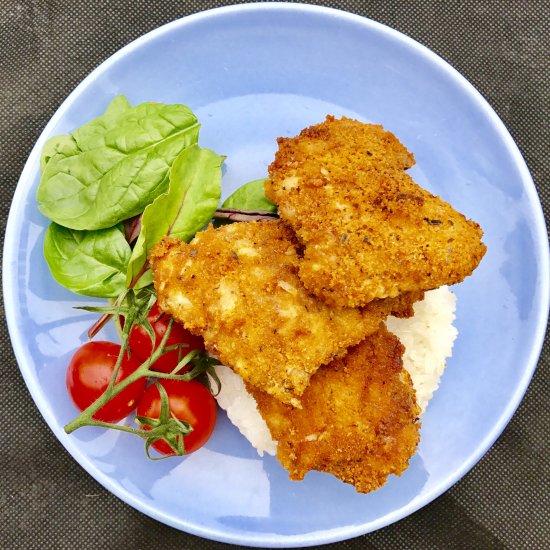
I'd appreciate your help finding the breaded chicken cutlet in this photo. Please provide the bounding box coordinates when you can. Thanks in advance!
[150,220,421,407]
[265,116,487,307]
[249,325,421,493]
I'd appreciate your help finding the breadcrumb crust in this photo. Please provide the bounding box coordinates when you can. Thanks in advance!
[266,116,486,307]
[251,326,421,493]
[150,220,419,406]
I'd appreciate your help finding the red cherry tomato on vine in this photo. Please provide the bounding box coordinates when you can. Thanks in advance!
[128,303,204,374]
[136,379,217,455]
[66,341,146,423]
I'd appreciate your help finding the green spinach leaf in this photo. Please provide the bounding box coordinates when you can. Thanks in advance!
[40,135,80,173]
[37,96,200,230]
[44,222,131,298]
[222,178,276,212]
[126,145,224,286]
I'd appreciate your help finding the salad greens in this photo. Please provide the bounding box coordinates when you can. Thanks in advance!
[40,134,80,173]
[39,95,132,174]
[222,178,276,212]
[37,96,200,230]
[44,223,131,298]
[127,145,224,287]
[40,94,277,302]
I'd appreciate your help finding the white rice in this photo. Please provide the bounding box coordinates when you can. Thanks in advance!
[212,286,457,456]
[212,363,278,456]
[386,286,458,412]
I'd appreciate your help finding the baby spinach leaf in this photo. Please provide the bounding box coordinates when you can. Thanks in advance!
[104,94,132,115]
[37,97,200,230]
[69,94,133,152]
[44,222,131,298]
[40,96,132,173]
[40,135,80,173]
[127,145,224,286]
[222,178,276,212]
[132,268,154,290]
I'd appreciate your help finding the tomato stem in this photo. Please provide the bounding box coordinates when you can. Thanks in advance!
[85,420,146,437]
[64,320,175,435]
[86,269,149,339]
[148,371,194,380]
[106,337,127,392]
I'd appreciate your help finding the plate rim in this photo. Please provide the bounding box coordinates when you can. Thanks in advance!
[4,2,549,547]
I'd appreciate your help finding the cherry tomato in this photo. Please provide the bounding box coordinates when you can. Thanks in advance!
[66,341,146,423]
[128,303,204,374]
[136,379,217,455]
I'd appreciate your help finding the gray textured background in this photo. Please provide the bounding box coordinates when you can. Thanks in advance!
[1,1,549,548]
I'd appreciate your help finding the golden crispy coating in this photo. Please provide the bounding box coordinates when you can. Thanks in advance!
[266,116,486,307]
[386,289,425,319]
[250,326,421,493]
[150,220,416,406]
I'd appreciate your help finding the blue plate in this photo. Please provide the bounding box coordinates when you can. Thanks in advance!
[4,4,549,547]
